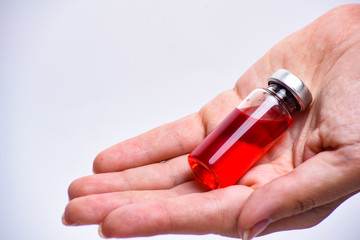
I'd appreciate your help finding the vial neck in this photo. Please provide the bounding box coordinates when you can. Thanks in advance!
[267,83,300,113]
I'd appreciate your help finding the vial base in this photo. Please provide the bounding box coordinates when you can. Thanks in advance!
[188,156,222,189]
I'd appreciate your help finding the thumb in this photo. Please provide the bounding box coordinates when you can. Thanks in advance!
[238,147,360,239]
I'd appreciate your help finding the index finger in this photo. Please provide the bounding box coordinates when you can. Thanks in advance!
[93,113,204,173]
[93,88,243,173]
[99,185,253,238]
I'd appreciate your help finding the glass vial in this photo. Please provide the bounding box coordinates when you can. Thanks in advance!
[188,69,313,189]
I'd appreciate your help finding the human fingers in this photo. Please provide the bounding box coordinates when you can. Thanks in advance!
[93,89,241,173]
[99,185,253,238]
[93,113,204,173]
[63,181,205,226]
[68,155,193,200]
[238,146,360,240]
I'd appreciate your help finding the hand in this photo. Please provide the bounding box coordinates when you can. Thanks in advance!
[63,4,360,239]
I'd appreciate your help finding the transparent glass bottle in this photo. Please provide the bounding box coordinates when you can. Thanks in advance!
[188,69,313,189]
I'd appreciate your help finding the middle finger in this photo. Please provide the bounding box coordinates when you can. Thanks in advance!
[68,155,194,200]
[64,181,207,226]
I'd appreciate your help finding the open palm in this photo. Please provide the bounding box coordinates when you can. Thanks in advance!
[63,5,360,239]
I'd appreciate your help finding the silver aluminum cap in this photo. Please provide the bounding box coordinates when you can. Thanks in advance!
[268,69,313,111]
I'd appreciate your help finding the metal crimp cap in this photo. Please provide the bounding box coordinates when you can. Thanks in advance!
[268,69,313,111]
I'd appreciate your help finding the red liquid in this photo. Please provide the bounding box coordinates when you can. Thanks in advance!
[188,107,292,189]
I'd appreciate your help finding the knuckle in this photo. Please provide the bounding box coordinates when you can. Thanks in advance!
[294,198,316,213]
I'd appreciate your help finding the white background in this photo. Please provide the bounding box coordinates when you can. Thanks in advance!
[1,1,360,240]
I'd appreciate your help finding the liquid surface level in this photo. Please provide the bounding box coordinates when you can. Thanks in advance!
[188,107,292,189]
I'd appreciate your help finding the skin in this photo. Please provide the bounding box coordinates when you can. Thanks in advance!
[63,4,360,239]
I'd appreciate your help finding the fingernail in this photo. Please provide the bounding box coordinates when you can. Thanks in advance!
[98,223,106,238]
[62,213,78,226]
[62,213,71,226]
[243,229,250,240]
[61,213,68,225]
[248,219,271,239]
